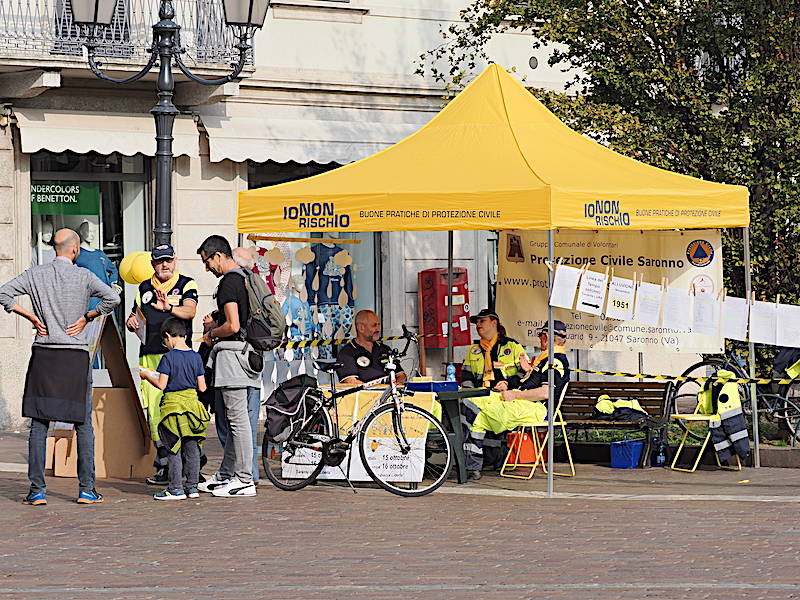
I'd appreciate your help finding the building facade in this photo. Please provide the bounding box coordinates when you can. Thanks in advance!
[0,0,574,427]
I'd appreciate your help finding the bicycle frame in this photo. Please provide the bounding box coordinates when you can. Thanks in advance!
[318,331,417,454]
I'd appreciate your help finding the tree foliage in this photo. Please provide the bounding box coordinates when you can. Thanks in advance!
[418,0,800,302]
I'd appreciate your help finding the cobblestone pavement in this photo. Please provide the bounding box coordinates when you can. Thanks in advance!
[1,431,799,599]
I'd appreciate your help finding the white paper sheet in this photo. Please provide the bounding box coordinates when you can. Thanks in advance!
[575,269,608,316]
[604,276,636,321]
[749,301,777,345]
[777,304,800,348]
[721,297,749,341]
[661,288,691,333]
[692,292,720,336]
[633,281,663,327]
[549,264,582,310]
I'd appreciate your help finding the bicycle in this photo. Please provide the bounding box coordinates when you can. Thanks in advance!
[667,343,800,445]
[261,325,454,497]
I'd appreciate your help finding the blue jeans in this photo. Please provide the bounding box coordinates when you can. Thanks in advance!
[215,386,261,482]
[28,368,94,493]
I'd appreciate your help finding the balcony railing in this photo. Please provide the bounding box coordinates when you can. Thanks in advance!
[0,0,242,67]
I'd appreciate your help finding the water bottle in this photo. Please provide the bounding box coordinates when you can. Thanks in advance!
[446,363,456,382]
[651,435,667,467]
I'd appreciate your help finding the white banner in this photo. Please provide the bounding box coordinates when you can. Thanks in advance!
[497,230,724,353]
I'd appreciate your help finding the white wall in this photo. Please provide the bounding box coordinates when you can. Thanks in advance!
[254,0,572,90]
[381,230,490,377]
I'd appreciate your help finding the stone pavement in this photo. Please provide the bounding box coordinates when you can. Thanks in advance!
[1,430,799,600]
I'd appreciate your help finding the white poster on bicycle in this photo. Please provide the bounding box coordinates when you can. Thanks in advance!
[497,229,723,353]
[282,390,436,482]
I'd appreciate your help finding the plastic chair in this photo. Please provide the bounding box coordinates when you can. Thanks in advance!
[500,383,575,479]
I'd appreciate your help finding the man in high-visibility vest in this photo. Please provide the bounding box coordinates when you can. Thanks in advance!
[461,309,529,390]
[460,321,570,481]
[126,245,198,485]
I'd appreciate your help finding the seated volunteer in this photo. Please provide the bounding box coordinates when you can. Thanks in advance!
[139,318,210,501]
[125,244,198,486]
[461,309,529,391]
[336,310,406,385]
[460,321,570,481]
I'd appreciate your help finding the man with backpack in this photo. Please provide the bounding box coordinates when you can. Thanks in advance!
[228,246,267,484]
[195,236,265,497]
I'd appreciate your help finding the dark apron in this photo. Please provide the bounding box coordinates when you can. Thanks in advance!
[23,346,89,424]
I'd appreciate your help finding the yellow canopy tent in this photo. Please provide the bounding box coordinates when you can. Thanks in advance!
[238,64,754,492]
[239,63,748,233]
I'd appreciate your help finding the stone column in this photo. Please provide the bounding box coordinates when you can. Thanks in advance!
[0,124,33,429]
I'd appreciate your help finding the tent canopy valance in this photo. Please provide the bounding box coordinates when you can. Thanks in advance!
[238,64,749,234]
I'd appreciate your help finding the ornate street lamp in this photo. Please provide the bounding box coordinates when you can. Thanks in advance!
[70,0,270,245]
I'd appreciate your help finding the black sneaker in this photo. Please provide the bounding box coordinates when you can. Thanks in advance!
[467,470,482,481]
[146,469,169,486]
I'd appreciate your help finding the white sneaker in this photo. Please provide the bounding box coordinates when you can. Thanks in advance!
[211,477,257,498]
[197,473,230,494]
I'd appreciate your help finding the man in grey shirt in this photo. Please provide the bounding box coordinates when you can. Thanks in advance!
[0,229,119,506]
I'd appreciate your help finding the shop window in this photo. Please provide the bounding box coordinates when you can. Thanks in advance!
[30,151,149,336]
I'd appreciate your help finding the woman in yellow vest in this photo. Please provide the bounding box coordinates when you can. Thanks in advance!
[461,309,529,391]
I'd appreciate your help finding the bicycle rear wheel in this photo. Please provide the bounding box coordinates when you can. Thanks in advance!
[773,396,800,447]
[262,409,334,491]
[358,403,452,498]
[668,358,752,441]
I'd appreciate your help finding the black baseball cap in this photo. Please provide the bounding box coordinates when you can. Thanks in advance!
[151,244,175,260]
[470,308,499,324]
[536,320,567,337]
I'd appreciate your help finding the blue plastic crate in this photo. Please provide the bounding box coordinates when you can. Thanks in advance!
[610,438,643,469]
[405,381,458,393]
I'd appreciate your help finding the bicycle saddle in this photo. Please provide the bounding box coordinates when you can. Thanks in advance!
[315,360,343,373]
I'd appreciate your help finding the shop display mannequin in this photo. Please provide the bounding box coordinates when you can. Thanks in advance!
[32,218,56,266]
[304,235,355,359]
[75,220,119,310]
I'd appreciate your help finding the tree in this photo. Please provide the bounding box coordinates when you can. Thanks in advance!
[418,0,800,303]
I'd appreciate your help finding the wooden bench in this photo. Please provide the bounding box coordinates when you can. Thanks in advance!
[561,381,671,467]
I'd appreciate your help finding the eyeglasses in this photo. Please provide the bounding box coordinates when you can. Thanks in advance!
[201,252,217,268]
[152,257,174,265]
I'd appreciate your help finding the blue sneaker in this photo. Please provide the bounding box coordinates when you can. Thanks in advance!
[23,491,47,506]
[154,488,187,501]
[185,487,200,499]
[76,489,104,504]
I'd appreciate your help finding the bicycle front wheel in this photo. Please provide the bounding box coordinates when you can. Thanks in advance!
[358,404,452,498]
[262,409,333,491]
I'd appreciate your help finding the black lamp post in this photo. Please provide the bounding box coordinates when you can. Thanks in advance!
[70,0,270,246]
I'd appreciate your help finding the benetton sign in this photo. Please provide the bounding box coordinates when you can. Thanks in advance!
[30,181,100,215]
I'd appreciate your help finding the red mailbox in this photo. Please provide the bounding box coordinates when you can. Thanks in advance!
[418,267,471,349]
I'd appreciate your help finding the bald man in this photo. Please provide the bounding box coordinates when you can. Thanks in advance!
[0,228,119,505]
[335,310,406,385]
[232,247,256,271]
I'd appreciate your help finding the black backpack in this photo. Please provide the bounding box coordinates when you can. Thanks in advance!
[235,268,287,352]
[264,374,322,443]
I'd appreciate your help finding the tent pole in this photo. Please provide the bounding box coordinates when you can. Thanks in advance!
[743,226,760,468]
[547,229,555,497]
[447,231,454,365]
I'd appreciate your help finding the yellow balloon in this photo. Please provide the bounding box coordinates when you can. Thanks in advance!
[119,251,154,285]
